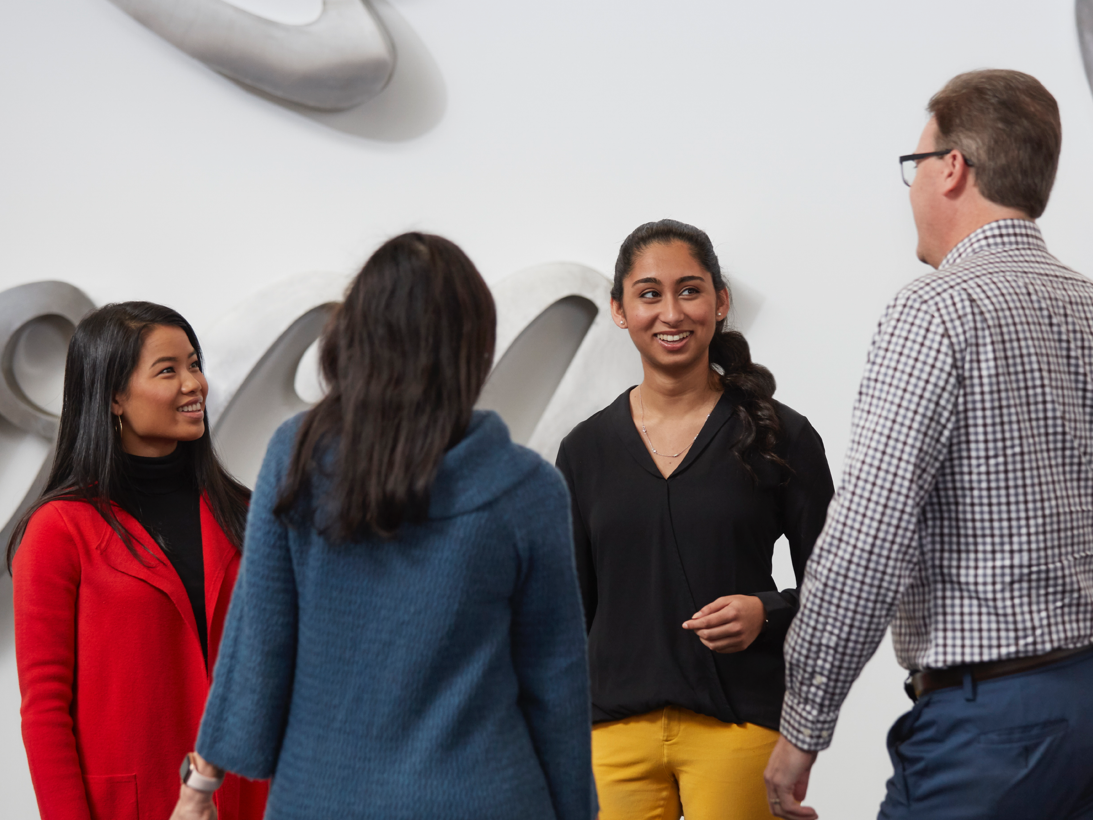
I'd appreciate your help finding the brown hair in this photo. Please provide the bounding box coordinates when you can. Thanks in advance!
[928,69,1061,219]
[275,233,496,541]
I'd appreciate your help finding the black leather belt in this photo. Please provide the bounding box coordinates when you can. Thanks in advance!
[904,645,1093,702]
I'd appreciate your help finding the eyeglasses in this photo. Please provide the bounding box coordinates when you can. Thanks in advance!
[899,149,974,187]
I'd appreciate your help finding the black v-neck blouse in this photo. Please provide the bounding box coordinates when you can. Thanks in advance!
[556,388,834,730]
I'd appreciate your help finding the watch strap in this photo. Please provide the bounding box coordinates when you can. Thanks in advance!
[180,753,224,793]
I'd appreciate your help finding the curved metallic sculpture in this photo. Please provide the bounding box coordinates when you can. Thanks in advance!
[0,281,95,549]
[0,282,95,439]
[106,0,396,110]
[1080,0,1093,96]
[479,263,642,455]
[200,265,640,486]
[0,267,756,533]
[202,272,347,486]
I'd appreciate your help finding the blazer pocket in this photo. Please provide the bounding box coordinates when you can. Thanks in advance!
[84,773,139,820]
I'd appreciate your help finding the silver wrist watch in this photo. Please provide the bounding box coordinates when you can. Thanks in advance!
[179,753,225,793]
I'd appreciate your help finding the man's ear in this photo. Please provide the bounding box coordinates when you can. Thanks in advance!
[940,149,973,197]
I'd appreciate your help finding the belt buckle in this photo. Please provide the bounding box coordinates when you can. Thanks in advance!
[904,674,918,703]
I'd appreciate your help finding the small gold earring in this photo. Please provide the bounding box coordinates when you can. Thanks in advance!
[115,414,124,437]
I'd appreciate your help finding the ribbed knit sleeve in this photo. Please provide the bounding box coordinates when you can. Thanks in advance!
[505,463,597,820]
[197,420,299,778]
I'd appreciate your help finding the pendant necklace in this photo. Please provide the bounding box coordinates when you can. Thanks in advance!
[638,385,710,459]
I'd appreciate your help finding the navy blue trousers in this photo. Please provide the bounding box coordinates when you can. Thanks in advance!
[878,647,1093,820]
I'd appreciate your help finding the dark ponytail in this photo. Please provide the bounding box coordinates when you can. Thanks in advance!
[614,219,787,477]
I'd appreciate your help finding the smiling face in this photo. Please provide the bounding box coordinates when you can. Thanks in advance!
[610,240,729,375]
[111,325,208,457]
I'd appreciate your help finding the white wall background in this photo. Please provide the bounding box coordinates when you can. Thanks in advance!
[2,0,1093,816]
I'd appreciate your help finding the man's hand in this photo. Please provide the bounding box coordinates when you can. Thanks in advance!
[764,735,819,819]
[681,594,765,653]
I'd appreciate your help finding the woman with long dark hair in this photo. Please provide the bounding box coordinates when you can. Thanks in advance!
[170,233,594,820]
[555,220,834,820]
[9,302,267,820]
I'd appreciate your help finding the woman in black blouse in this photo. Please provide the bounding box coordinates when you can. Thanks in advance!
[556,220,833,820]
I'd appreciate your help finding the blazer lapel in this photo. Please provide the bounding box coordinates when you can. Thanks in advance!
[93,506,202,645]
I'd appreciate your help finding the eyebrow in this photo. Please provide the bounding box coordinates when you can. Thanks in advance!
[631,275,707,287]
[148,350,198,369]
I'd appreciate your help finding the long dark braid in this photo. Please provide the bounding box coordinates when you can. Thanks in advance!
[613,219,788,478]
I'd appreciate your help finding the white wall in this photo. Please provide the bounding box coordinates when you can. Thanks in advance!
[3,0,1093,816]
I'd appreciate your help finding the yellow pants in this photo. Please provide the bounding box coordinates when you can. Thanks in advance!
[592,707,778,820]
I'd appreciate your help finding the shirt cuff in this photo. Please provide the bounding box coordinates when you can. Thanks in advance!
[779,690,839,752]
[753,590,793,633]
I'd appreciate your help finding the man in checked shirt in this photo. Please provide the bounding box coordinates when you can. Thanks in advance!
[763,70,1093,820]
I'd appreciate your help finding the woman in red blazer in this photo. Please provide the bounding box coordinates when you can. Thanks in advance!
[9,302,267,820]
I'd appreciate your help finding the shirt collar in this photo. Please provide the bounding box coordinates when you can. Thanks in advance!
[609,386,735,480]
[939,219,1046,270]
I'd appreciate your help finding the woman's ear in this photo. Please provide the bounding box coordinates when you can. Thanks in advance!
[111,395,125,416]
[610,298,627,329]
[716,288,730,320]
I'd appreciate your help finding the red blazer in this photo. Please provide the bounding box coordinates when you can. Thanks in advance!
[13,498,268,820]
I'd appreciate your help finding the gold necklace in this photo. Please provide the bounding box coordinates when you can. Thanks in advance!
[638,385,710,459]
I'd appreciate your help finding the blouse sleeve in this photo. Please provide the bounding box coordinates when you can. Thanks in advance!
[196,423,298,779]
[13,504,93,820]
[555,440,596,632]
[754,418,835,637]
[507,464,597,820]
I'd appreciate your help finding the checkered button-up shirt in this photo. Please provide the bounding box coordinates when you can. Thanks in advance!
[781,220,1093,751]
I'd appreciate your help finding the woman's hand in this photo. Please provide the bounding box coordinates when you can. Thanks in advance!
[682,594,765,653]
[169,784,217,820]
[170,752,221,820]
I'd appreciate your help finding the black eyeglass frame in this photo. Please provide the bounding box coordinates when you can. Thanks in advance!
[899,149,974,187]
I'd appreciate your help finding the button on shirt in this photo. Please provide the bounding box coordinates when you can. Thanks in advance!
[781,220,1093,751]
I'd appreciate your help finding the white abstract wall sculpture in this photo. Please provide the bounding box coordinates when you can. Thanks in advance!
[1079,0,1093,96]
[0,282,96,547]
[105,0,396,110]
[478,262,642,454]
[202,272,348,487]
[0,266,641,538]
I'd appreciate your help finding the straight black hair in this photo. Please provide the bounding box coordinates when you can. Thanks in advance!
[274,232,496,541]
[613,219,787,477]
[6,302,251,573]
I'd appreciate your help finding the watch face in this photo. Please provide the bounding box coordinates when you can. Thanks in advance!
[180,755,193,782]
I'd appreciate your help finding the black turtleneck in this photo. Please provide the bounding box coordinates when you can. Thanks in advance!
[118,446,207,663]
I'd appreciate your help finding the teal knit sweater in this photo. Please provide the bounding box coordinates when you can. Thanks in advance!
[197,411,595,819]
